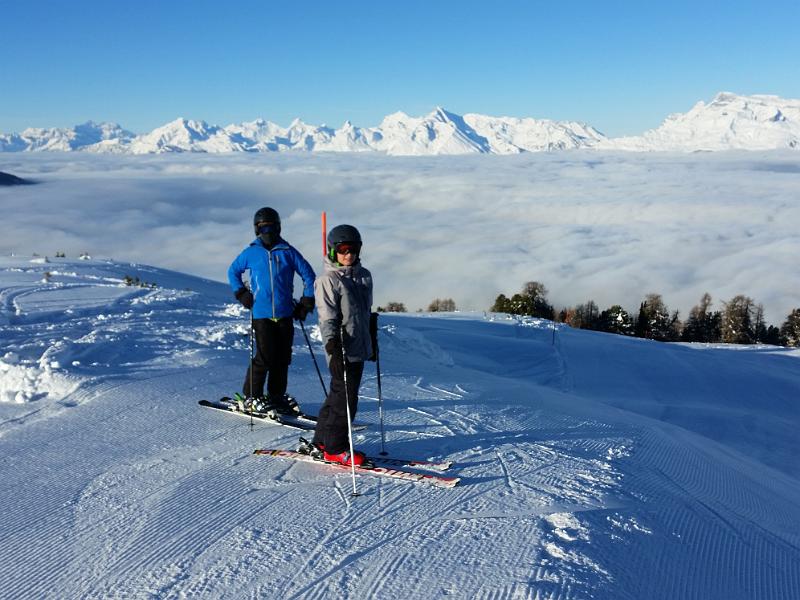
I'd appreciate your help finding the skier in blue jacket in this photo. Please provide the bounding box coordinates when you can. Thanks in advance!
[228,207,316,414]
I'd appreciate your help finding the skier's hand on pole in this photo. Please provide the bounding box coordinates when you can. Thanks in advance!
[235,287,254,309]
[325,337,344,377]
[292,296,315,321]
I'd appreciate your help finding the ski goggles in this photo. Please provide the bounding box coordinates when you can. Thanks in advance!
[256,222,279,234]
[334,242,361,255]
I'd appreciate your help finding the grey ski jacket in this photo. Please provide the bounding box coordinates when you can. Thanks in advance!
[315,256,373,362]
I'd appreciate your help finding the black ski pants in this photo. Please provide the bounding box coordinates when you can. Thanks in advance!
[242,317,294,399]
[313,359,364,455]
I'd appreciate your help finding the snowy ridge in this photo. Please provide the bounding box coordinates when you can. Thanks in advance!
[0,121,135,153]
[3,93,800,154]
[599,92,800,151]
[1,255,799,599]
[0,107,603,155]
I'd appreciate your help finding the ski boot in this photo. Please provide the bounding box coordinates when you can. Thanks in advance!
[233,392,251,412]
[297,437,324,460]
[270,393,301,416]
[323,449,372,468]
[233,393,278,417]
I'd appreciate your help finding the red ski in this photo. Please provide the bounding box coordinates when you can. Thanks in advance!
[253,449,460,489]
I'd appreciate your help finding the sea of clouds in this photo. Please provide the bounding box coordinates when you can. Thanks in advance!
[2,151,798,323]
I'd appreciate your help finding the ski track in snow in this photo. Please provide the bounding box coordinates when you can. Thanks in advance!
[1,257,799,599]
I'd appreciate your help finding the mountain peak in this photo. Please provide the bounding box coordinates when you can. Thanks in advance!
[428,106,457,123]
[4,93,799,155]
[711,91,740,104]
[600,92,800,151]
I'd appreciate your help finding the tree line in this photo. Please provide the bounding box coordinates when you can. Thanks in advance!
[377,298,457,313]
[491,282,800,347]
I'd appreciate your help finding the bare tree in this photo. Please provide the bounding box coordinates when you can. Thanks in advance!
[682,292,721,342]
[428,298,456,312]
[721,295,755,344]
[379,302,407,313]
[780,308,800,347]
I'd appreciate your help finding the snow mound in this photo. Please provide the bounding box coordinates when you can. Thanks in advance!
[0,351,80,404]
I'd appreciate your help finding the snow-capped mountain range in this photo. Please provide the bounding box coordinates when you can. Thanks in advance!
[599,92,800,151]
[2,93,799,154]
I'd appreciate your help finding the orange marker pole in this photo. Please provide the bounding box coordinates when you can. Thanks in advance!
[321,211,327,257]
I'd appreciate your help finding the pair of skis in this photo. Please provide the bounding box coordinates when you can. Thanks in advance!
[253,449,459,489]
[200,398,459,488]
[199,398,318,430]
[199,398,367,432]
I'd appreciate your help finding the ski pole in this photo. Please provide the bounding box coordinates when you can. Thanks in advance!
[374,314,387,455]
[322,211,327,257]
[340,326,359,497]
[376,347,387,456]
[249,300,255,429]
[300,318,328,398]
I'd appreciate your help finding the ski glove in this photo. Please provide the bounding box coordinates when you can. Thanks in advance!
[325,337,342,357]
[292,296,315,321]
[368,312,379,361]
[235,287,254,310]
[325,337,344,377]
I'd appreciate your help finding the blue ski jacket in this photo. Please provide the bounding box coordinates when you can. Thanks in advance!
[228,238,316,319]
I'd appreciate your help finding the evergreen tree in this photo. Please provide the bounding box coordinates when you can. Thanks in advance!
[491,294,510,313]
[763,325,783,346]
[633,293,675,341]
[490,281,553,319]
[508,293,528,315]
[598,305,634,335]
[634,302,649,338]
[780,308,800,347]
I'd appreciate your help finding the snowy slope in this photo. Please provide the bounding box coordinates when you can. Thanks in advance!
[127,118,252,154]
[376,107,493,155]
[464,113,606,153]
[1,256,799,599]
[600,92,800,151]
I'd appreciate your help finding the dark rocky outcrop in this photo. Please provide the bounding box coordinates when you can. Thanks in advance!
[0,171,34,186]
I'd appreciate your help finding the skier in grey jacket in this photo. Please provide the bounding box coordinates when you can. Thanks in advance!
[309,224,377,467]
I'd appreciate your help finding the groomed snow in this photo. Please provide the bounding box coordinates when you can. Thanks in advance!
[1,256,798,599]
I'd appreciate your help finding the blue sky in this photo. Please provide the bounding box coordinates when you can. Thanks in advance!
[2,0,799,136]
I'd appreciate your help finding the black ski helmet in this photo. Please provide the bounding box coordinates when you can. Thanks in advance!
[327,224,362,260]
[253,207,281,235]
